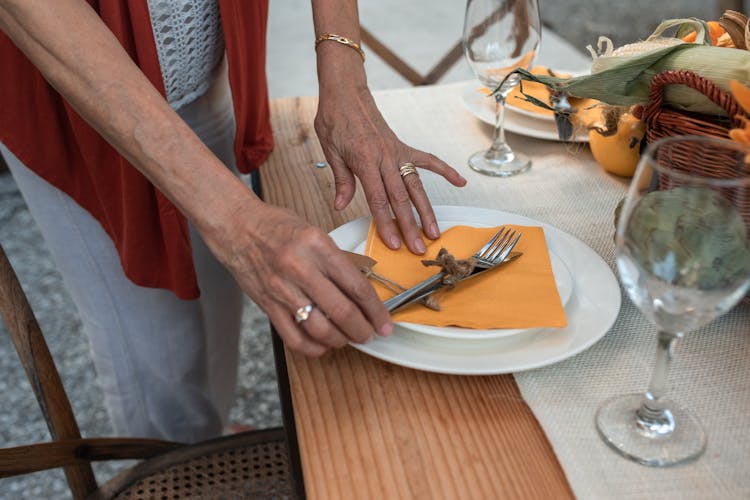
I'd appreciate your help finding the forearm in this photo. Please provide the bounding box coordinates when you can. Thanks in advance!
[311,0,367,92]
[0,0,261,237]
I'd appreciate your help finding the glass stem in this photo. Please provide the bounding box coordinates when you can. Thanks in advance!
[636,330,682,436]
[490,93,508,152]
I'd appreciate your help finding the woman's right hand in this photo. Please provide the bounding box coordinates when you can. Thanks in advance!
[201,200,393,357]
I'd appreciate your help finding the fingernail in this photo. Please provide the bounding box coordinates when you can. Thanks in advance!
[380,322,393,337]
[428,222,440,239]
[389,235,401,249]
[414,238,427,254]
[334,195,344,209]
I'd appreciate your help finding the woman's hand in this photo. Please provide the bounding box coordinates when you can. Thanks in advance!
[202,200,393,357]
[310,0,466,255]
[315,85,467,255]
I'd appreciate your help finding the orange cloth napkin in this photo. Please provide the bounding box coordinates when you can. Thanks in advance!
[366,223,567,330]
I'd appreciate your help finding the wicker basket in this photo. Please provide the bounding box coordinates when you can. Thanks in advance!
[638,70,750,228]
[642,69,743,145]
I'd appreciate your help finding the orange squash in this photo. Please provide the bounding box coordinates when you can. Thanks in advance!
[589,113,646,178]
[681,21,726,45]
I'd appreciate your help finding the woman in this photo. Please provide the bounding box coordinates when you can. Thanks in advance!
[0,0,465,442]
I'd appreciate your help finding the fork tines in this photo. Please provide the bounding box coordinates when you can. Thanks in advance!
[476,227,521,265]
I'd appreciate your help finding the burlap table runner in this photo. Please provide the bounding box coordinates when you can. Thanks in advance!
[373,82,749,499]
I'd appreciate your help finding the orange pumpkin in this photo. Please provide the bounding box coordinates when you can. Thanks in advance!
[589,113,646,178]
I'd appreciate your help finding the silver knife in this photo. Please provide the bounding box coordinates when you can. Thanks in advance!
[384,251,522,313]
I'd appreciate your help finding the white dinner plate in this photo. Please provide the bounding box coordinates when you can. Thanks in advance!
[330,206,621,375]
[460,82,590,143]
[352,238,574,340]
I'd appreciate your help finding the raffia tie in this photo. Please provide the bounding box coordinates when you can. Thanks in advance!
[421,248,476,288]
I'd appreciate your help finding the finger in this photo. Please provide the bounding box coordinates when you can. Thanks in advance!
[360,167,403,251]
[297,243,392,340]
[259,269,348,349]
[296,258,388,347]
[301,280,377,344]
[295,301,352,348]
[272,230,389,343]
[413,150,467,187]
[384,162,425,254]
[320,249,393,338]
[398,163,439,240]
[327,154,357,210]
[266,302,328,357]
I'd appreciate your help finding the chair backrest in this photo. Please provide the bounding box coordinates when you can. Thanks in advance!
[0,243,98,495]
[359,25,463,86]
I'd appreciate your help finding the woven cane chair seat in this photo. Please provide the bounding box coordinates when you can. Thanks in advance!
[98,428,294,500]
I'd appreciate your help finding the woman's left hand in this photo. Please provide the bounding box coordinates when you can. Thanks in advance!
[315,85,467,255]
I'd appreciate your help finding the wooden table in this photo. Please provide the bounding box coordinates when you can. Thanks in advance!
[261,96,574,499]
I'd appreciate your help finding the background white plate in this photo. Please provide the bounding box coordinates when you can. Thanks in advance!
[461,82,590,143]
[330,206,621,375]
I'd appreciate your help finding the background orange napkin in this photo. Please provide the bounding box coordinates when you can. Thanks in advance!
[366,223,567,329]
[479,66,601,127]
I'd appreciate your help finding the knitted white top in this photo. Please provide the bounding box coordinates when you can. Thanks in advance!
[146,0,225,109]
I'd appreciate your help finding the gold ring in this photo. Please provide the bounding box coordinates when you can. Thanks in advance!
[399,162,418,178]
[294,303,314,323]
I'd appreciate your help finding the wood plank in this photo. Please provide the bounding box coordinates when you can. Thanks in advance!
[261,95,573,499]
[0,438,180,477]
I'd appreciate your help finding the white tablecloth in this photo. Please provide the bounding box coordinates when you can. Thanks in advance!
[372,81,750,499]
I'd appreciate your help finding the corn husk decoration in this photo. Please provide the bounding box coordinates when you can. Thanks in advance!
[719,10,749,49]
[506,17,750,121]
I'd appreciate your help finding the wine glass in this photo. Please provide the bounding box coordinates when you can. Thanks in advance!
[462,0,541,177]
[597,135,750,466]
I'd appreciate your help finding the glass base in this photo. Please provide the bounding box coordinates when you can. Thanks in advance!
[468,149,530,177]
[596,393,706,467]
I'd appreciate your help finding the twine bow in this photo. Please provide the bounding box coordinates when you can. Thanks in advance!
[421,248,477,288]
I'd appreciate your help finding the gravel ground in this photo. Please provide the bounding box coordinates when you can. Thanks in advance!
[0,0,735,497]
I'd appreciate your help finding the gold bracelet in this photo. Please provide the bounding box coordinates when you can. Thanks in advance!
[314,33,365,62]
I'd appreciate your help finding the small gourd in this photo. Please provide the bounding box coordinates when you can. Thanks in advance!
[589,107,646,177]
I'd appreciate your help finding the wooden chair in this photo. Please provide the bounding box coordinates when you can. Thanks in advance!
[0,243,302,499]
[359,25,464,86]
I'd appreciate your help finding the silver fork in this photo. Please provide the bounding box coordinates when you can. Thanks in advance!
[383,227,522,312]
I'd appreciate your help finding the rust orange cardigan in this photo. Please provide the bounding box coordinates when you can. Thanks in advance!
[0,0,273,299]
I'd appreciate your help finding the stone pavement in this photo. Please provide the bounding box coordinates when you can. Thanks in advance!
[0,0,732,497]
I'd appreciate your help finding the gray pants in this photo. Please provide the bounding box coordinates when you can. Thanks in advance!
[1,59,248,443]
